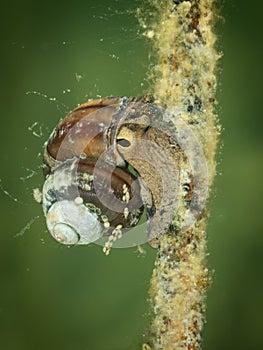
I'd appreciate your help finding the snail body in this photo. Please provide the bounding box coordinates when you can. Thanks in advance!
[107,99,182,242]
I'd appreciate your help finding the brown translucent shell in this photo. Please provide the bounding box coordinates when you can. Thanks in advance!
[76,159,143,229]
[45,97,122,167]
[44,97,144,231]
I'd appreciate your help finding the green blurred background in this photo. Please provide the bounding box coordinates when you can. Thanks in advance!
[0,1,262,349]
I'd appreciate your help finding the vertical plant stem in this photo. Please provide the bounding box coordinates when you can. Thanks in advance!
[138,1,220,349]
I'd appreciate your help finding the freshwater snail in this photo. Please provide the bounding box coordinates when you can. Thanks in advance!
[42,97,148,251]
[39,96,207,252]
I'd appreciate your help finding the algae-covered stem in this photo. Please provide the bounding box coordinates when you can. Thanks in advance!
[137,1,220,349]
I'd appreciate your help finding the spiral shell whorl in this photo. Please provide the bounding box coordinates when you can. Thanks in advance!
[46,200,103,245]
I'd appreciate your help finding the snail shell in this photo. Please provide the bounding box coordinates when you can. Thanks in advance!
[42,97,145,246]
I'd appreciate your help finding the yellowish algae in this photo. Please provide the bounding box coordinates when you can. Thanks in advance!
[138,1,220,349]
